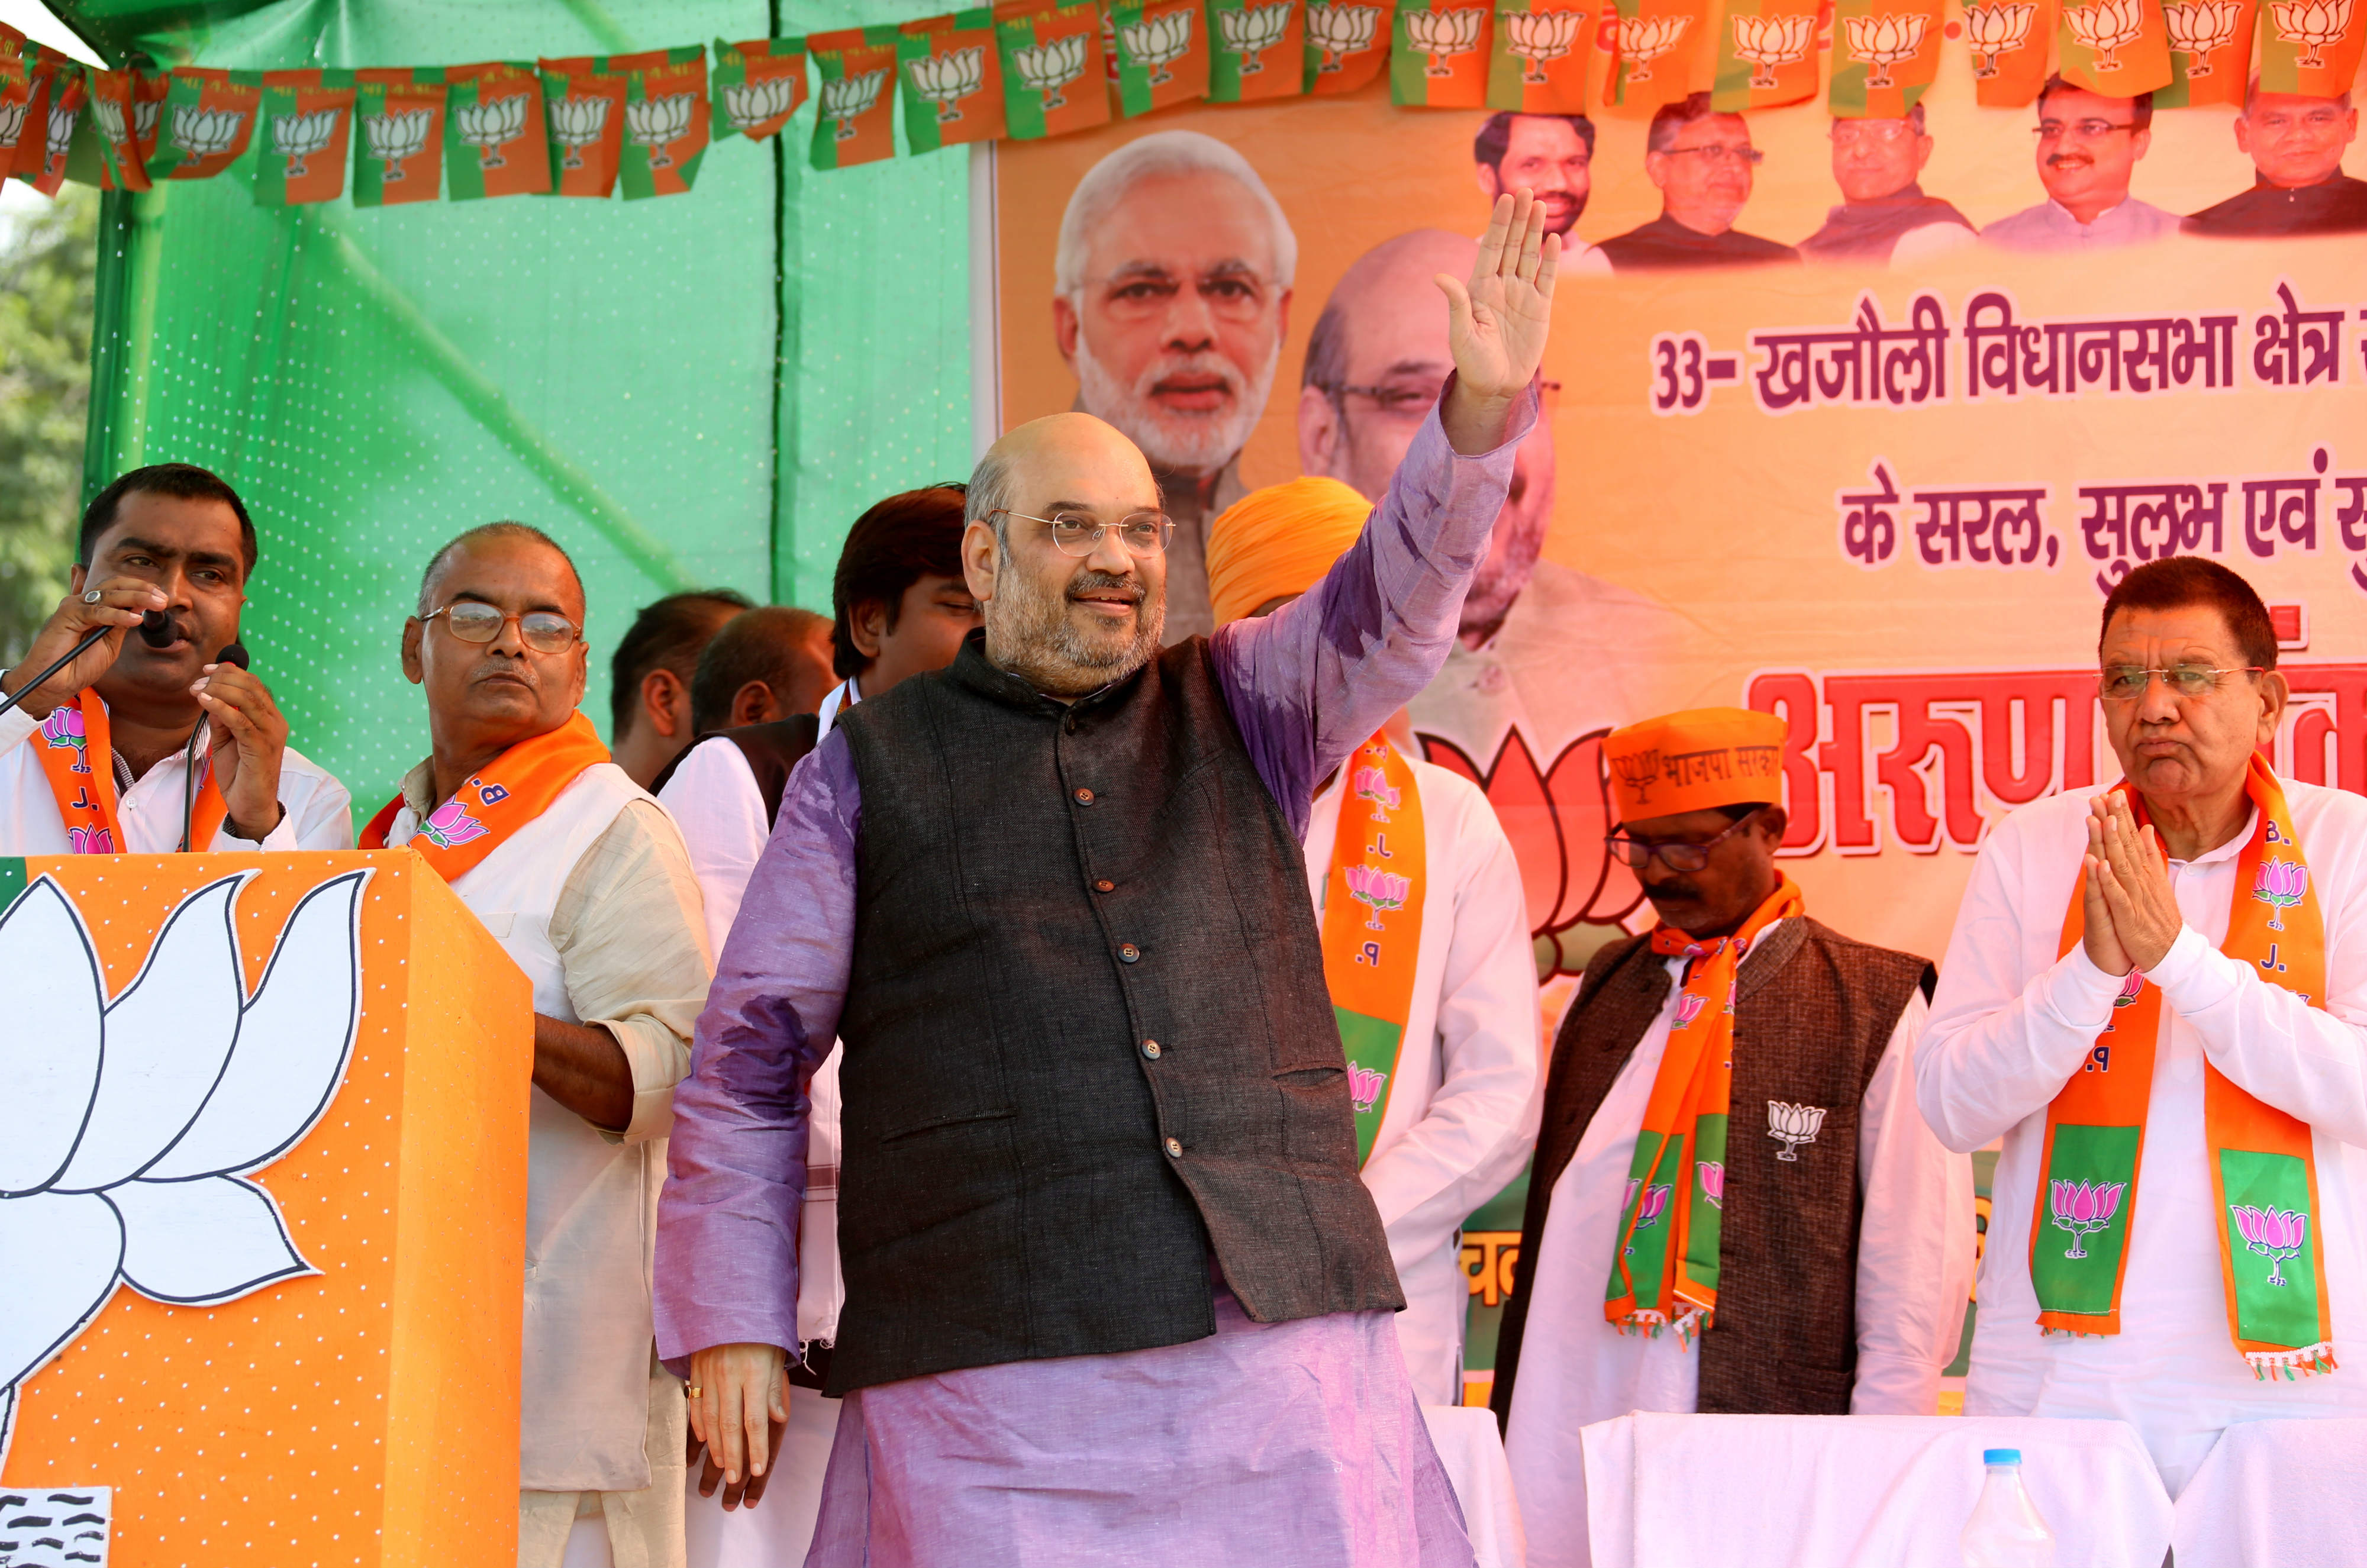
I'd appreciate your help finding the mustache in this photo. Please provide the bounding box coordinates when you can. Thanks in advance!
[1140,350,1247,402]
[1068,570,1144,604]
[1644,879,1704,904]
[2045,153,2093,167]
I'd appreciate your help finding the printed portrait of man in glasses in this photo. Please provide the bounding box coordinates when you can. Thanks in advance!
[1598,93,1800,272]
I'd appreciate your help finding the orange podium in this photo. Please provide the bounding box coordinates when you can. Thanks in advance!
[0,850,533,1567]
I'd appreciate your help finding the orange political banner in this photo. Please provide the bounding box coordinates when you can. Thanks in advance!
[808,25,901,169]
[1607,0,1712,112]
[87,68,152,191]
[1489,0,1595,111]
[1306,0,1397,91]
[995,0,1111,139]
[2057,0,2175,95]
[540,54,631,197]
[1829,0,1945,115]
[1394,0,1494,104]
[1965,0,2055,105]
[0,851,532,1567]
[444,61,550,199]
[2155,0,2254,107]
[253,70,357,206]
[1714,0,1824,111]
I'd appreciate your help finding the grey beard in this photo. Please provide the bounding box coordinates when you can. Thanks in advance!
[1070,325,1279,477]
[986,554,1166,697]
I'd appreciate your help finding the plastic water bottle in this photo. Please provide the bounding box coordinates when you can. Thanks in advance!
[1960,1448,2057,1567]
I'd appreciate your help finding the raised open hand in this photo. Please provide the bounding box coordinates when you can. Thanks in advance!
[1436,188,1561,453]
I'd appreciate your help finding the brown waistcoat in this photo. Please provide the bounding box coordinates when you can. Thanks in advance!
[1491,917,1933,1424]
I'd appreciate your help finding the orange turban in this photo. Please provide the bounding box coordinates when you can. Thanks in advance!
[1205,477,1373,627]
[1604,707,1788,824]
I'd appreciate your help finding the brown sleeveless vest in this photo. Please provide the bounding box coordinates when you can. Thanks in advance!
[1491,917,1933,1422]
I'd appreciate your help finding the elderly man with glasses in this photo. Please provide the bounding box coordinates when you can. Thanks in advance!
[2186,83,2367,238]
[1798,105,1977,266]
[655,194,1558,1568]
[1918,556,2367,1494]
[1599,92,1800,271]
[1494,705,1973,1568]
[365,521,715,1568]
[1982,75,2175,253]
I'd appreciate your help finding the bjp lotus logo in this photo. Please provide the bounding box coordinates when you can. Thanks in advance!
[1699,1161,1726,1209]
[1346,863,1411,931]
[1404,5,1488,74]
[2063,0,2147,69]
[2113,968,2146,1006]
[724,74,801,133]
[1620,14,1694,79]
[548,92,612,169]
[172,104,249,162]
[2049,1177,2126,1259]
[2270,0,2353,68]
[625,93,696,166]
[452,92,529,167]
[1307,2,1382,68]
[41,705,91,773]
[363,107,434,176]
[0,99,27,154]
[1842,10,1929,86]
[1623,1181,1673,1253]
[820,69,888,138]
[2255,860,2308,931]
[417,796,489,850]
[1963,1,2038,74]
[1012,34,1091,109]
[1766,1100,1826,1161]
[1219,2,1295,70]
[2162,0,2244,66]
[1731,11,1816,89]
[907,46,989,120]
[1673,992,1708,1030]
[1503,8,1587,80]
[1121,8,1198,82]
[66,825,115,854]
[269,107,340,177]
[1352,764,1401,820]
[0,869,366,1472]
[2231,1204,2308,1286]
[1347,1062,1388,1114]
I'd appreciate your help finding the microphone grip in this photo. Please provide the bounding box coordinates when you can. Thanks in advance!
[215,641,250,670]
[0,621,114,721]
[137,609,173,649]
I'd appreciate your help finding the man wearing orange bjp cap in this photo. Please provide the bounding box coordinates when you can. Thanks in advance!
[1207,479,1543,1408]
[1487,706,1973,1565]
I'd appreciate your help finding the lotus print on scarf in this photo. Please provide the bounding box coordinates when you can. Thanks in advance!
[1220,3,1297,70]
[1843,11,1930,86]
[1347,1063,1388,1114]
[2231,1204,2308,1286]
[1963,1,2039,73]
[1346,863,1411,930]
[1307,2,1384,67]
[417,795,489,850]
[2049,1177,2126,1259]
[1352,764,1401,820]
[1406,6,1489,73]
[1623,1181,1674,1253]
[1673,991,1708,1030]
[1699,1160,1726,1209]
[1733,11,1818,88]
[2162,0,2245,65]
[40,705,90,772]
[908,46,990,120]
[2064,0,2149,69]
[1504,9,1588,80]
[2114,967,2146,1007]
[0,869,368,1473]
[2270,0,2353,67]
[2255,859,2308,931]
[1766,1099,1827,1160]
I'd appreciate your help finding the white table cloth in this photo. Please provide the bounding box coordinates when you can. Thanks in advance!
[1576,1413,2171,1568]
[1423,1404,1528,1568]
[2172,1416,2367,1567]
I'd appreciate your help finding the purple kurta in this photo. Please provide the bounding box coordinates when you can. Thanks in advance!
[656,392,1529,1567]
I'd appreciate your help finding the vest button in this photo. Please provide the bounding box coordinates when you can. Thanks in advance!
[1141,1039,1161,1059]
[1164,1136,1182,1157]
[1073,786,1095,805]
[1117,942,1140,963]
[1094,879,1115,893]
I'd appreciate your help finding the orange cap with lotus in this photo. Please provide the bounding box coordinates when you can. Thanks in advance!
[1604,706,1787,823]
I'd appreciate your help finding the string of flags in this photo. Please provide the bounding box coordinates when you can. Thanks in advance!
[1,0,2359,202]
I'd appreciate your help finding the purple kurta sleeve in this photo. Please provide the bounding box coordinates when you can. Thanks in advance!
[1210,378,1534,841]
[654,732,861,1372]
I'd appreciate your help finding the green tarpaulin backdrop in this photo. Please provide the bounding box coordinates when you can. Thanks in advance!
[60,0,972,821]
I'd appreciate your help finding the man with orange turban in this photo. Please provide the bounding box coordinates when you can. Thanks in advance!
[1207,478,1543,1408]
[1486,707,1973,1567]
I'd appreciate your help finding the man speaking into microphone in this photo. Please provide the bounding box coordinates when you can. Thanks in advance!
[0,463,352,853]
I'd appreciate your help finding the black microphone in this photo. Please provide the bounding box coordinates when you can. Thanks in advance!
[215,641,249,670]
[137,609,174,649]
[0,608,172,721]
[180,638,254,852]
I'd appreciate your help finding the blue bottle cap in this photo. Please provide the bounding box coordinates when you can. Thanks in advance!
[1983,1448,2021,1465]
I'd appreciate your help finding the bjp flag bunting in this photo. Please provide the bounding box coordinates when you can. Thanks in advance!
[2055,0,2173,95]
[1963,0,2055,103]
[2256,0,2366,95]
[141,68,262,182]
[1712,0,1822,109]
[900,9,1005,154]
[1305,0,1396,91]
[617,46,709,197]
[15,52,83,195]
[351,68,447,206]
[810,25,901,170]
[443,62,549,199]
[995,1,1110,139]
[1488,0,1594,112]
[711,37,808,143]
[539,54,631,197]
[1208,0,1306,103]
[1394,0,1492,104]
[2152,0,2253,107]
[1608,0,1711,112]
[88,68,152,191]
[1828,0,1945,115]
[252,70,357,206]
[0,41,30,176]
[1110,0,1212,116]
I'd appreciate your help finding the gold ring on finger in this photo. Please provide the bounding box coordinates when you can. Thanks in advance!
[686,1385,702,1397]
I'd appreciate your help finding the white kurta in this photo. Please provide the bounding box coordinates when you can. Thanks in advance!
[1507,923,1976,1568]
[1918,779,2367,1496]
[1304,754,1543,1407]
[0,701,353,852]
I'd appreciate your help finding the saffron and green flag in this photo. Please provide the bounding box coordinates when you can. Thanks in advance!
[899,9,1005,155]
[809,25,901,171]
[1393,0,1492,104]
[1828,0,1945,117]
[1111,0,1212,115]
[1488,0,1595,112]
[253,69,357,207]
[711,38,808,143]
[1208,0,1305,102]
[351,69,446,207]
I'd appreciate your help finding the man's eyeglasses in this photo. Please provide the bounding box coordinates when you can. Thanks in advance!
[1604,806,1769,873]
[1661,143,1765,166]
[423,601,581,654]
[2035,119,2139,142]
[1334,378,1563,424]
[1829,121,1915,146]
[2098,666,2266,702]
[995,508,1175,559]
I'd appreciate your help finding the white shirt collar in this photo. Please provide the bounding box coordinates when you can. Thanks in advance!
[816,677,860,740]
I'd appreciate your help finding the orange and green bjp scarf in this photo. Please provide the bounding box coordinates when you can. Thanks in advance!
[33,692,227,853]
[1322,733,1427,1166]
[359,710,611,880]
[1605,875,1804,1343]
[2036,755,2336,1379]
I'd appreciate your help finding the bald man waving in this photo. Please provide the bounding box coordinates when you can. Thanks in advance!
[656,192,1560,1568]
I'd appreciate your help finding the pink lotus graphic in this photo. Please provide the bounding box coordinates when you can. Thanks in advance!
[2255,860,2308,932]
[2231,1204,2308,1286]
[1345,863,1410,931]
[418,797,489,850]
[65,825,115,855]
[2049,1177,2126,1259]
[40,706,91,774]
[1699,1161,1725,1209]
[1623,1181,1674,1254]
[1347,1063,1387,1114]
[2114,969,2146,1007]
[1352,765,1401,820]
[1673,992,1707,1030]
